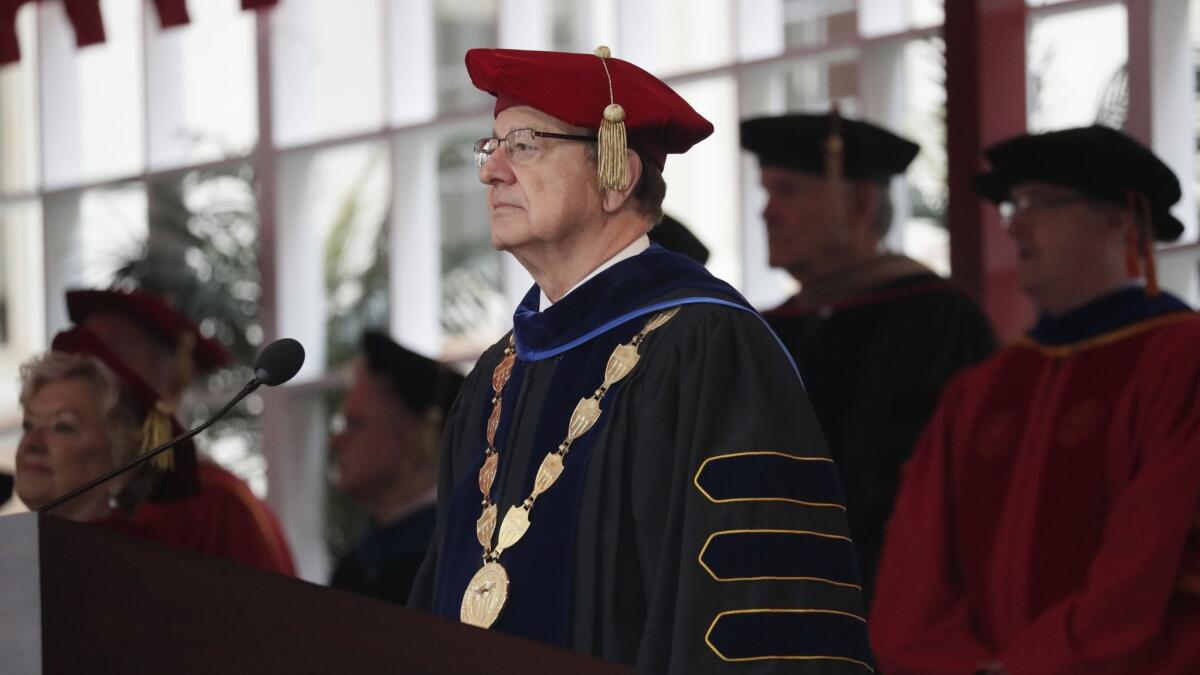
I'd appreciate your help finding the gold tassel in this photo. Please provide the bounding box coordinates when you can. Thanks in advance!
[1124,190,1160,296]
[823,103,846,229]
[141,404,175,471]
[594,45,629,192]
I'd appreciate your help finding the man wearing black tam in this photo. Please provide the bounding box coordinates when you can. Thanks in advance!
[873,125,1200,674]
[329,331,464,604]
[740,112,996,601]
[649,213,710,264]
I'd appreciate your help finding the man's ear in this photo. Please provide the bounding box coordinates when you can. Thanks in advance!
[849,182,883,246]
[602,149,643,213]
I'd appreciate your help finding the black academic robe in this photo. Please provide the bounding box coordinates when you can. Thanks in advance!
[330,504,436,605]
[766,271,996,602]
[410,245,873,674]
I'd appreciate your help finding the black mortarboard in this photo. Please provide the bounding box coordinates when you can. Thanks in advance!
[973,125,1184,242]
[650,213,710,264]
[739,113,919,181]
[362,331,464,414]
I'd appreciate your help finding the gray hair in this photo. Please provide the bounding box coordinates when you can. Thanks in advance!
[19,351,143,467]
[583,145,668,225]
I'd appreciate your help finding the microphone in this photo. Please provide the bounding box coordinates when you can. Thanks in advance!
[254,337,305,386]
[37,338,307,514]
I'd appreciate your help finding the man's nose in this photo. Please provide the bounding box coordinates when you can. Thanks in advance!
[762,195,780,225]
[480,145,515,185]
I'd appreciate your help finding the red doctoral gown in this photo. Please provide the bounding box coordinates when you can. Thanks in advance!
[871,288,1200,674]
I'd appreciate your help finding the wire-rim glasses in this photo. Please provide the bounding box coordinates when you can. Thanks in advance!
[474,128,597,168]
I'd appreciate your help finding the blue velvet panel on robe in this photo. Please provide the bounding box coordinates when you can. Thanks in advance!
[1027,286,1191,346]
[432,245,768,645]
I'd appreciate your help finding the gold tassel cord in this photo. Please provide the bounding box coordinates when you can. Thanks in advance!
[142,405,175,472]
[1124,190,1160,296]
[594,45,629,192]
[824,102,845,229]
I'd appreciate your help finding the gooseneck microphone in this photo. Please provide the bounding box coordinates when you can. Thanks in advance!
[38,338,306,514]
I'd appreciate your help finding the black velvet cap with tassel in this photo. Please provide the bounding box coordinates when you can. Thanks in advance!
[973,125,1184,242]
[361,331,464,416]
[740,112,919,182]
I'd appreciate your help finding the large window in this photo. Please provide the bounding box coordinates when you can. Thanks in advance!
[3,0,1199,574]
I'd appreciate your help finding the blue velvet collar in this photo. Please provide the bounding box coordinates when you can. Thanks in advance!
[432,246,776,645]
[1028,286,1191,346]
[512,244,752,360]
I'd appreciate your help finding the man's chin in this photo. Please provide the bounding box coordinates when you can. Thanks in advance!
[489,221,529,253]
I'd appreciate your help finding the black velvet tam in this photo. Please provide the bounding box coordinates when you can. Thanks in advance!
[649,213,709,265]
[974,125,1184,241]
[740,113,919,181]
[362,332,464,415]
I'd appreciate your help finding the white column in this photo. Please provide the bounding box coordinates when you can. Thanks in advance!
[40,194,83,339]
[274,151,328,381]
[860,37,910,253]
[390,132,443,356]
[389,0,437,125]
[143,3,186,170]
[261,386,329,582]
[858,0,908,37]
[737,0,785,61]
[617,0,661,72]
[499,0,552,49]
[37,1,82,189]
[1149,0,1196,240]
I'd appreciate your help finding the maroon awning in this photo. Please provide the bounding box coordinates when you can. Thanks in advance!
[0,0,280,66]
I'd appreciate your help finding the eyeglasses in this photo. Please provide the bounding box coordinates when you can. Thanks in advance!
[473,128,596,168]
[998,192,1091,228]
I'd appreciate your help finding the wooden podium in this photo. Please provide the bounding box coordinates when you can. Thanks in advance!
[0,513,632,674]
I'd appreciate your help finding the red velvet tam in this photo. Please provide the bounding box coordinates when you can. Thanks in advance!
[67,288,232,374]
[52,326,162,418]
[465,47,714,168]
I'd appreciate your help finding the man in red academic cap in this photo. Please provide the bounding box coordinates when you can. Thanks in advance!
[871,126,1200,674]
[407,47,872,673]
[740,113,996,603]
[64,288,295,575]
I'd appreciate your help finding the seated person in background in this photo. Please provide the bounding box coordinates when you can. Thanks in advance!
[649,213,709,265]
[329,331,464,604]
[870,126,1200,674]
[17,327,202,526]
[58,288,295,574]
[740,112,996,600]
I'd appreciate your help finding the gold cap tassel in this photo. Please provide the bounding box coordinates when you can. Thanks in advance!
[594,46,629,192]
[142,404,176,471]
[824,102,845,229]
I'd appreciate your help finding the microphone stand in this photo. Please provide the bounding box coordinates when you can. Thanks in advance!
[37,377,264,515]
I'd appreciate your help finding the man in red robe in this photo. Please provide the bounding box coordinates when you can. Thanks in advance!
[870,125,1200,674]
[66,288,295,575]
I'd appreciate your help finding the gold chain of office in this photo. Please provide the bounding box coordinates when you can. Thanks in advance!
[459,306,682,629]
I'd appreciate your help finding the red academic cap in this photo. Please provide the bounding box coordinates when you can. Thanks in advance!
[49,326,199,501]
[66,288,233,376]
[465,47,714,172]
